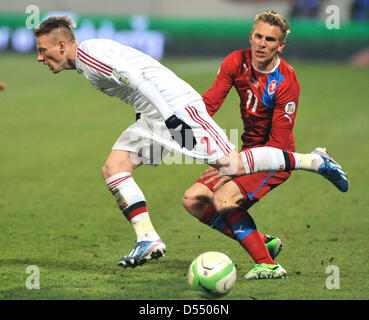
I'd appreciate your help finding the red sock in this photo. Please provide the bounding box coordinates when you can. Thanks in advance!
[199,205,269,245]
[224,208,275,265]
[258,231,267,242]
[199,205,235,239]
[240,230,275,264]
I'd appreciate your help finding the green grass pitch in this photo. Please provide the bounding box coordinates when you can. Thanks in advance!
[0,53,368,300]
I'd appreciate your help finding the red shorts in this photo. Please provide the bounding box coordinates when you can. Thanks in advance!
[196,170,291,209]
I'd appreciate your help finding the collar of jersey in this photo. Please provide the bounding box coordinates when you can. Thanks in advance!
[252,57,280,74]
[75,44,83,73]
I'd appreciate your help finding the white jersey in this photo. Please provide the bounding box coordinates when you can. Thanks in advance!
[75,39,202,119]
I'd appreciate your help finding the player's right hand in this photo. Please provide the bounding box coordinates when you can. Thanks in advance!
[165,115,197,151]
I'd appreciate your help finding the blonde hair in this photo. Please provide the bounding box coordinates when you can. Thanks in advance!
[34,16,77,42]
[252,11,290,43]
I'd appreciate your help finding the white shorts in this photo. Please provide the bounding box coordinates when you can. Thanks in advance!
[112,100,235,166]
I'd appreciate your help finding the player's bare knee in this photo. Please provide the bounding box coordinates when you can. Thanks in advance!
[211,180,243,215]
[211,194,226,215]
[182,193,201,217]
[102,150,138,180]
[181,193,195,216]
[182,188,211,219]
[212,193,238,216]
[101,161,127,180]
[101,163,112,180]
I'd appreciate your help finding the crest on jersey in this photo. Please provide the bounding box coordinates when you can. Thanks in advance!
[268,80,278,95]
[262,69,285,109]
[285,101,296,114]
[119,73,129,85]
[283,102,296,123]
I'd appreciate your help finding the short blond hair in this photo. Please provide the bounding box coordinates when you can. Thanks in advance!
[252,11,290,43]
[34,16,77,42]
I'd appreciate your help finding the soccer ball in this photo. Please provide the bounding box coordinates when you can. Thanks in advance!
[187,251,236,298]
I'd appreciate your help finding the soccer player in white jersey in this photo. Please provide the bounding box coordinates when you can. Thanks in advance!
[34,17,348,268]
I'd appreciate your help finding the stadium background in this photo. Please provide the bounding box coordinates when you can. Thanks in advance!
[1,0,369,60]
[1,0,368,302]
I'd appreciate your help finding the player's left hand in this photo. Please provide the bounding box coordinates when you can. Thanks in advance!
[202,167,233,190]
[213,176,233,190]
[201,166,219,179]
[165,115,197,151]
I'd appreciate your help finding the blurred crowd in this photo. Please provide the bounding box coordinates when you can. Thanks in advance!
[351,0,369,21]
[290,0,369,21]
[289,0,369,65]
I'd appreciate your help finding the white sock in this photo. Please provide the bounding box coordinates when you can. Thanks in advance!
[241,147,286,174]
[292,152,323,171]
[105,172,160,242]
[241,147,324,174]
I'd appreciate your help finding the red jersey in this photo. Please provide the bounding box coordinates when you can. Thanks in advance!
[202,48,300,152]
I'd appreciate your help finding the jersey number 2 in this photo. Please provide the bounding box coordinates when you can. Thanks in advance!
[200,137,216,156]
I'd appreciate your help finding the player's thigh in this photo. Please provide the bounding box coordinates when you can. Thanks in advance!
[212,180,244,214]
[233,171,290,202]
[182,182,213,218]
[102,150,140,179]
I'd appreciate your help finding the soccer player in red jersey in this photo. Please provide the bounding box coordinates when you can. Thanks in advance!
[183,11,327,279]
